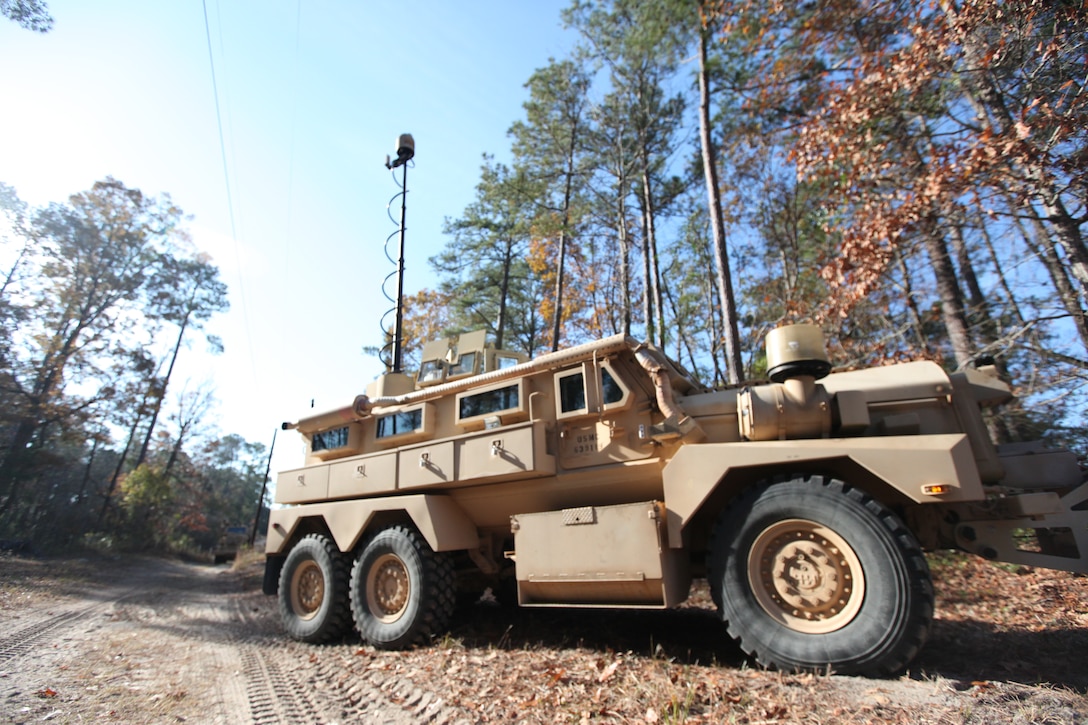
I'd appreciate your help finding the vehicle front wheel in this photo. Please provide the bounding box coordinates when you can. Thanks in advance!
[277,534,352,643]
[707,475,933,676]
[350,525,455,649]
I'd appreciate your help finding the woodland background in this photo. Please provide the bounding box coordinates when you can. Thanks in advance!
[1,0,1085,553]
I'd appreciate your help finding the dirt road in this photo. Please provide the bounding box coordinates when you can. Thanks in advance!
[0,555,444,723]
[1,552,1086,723]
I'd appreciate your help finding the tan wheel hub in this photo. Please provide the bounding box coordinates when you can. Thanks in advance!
[290,560,325,621]
[748,519,865,634]
[367,553,410,623]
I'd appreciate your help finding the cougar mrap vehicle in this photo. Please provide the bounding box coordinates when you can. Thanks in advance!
[262,325,1087,675]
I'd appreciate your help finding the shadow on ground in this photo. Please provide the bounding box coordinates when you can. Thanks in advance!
[444,593,1088,691]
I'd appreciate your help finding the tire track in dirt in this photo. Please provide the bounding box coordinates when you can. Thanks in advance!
[227,572,468,723]
[240,645,320,724]
[221,582,339,723]
[0,609,87,665]
[0,583,143,667]
[311,648,468,724]
[232,627,468,723]
[1,557,466,723]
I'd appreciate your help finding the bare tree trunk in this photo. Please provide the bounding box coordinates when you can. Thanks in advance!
[134,310,192,470]
[76,435,100,505]
[1006,191,1088,352]
[639,162,666,346]
[704,272,726,386]
[98,379,158,523]
[0,238,31,301]
[662,279,702,381]
[973,208,1025,328]
[495,239,513,349]
[550,123,580,353]
[890,117,976,367]
[617,205,632,337]
[920,218,975,367]
[551,230,568,352]
[99,416,139,523]
[0,420,36,520]
[892,248,930,354]
[0,313,92,514]
[697,16,743,384]
[639,210,654,345]
[948,220,995,336]
[941,0,1088,297]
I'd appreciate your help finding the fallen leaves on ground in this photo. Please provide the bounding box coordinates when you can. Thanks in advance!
[324,551,1088,723]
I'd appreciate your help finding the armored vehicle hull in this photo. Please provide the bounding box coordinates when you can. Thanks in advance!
[264,326,1087,675]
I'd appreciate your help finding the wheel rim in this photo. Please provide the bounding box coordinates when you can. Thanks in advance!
[366,553,411,623]
[748,518,866,634]
[290,559,325,621]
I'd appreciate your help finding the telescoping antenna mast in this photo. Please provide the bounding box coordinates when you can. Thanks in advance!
[380,133,415,374]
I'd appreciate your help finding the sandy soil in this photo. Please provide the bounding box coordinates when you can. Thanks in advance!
[0,551,1085,724]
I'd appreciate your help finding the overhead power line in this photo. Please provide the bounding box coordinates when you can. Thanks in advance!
[201,0,257,381]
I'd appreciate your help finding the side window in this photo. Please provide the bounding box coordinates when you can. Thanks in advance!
[554,361,630,420]
[495,353,521,370]
[459,384,519,418]
[601,368,624,405]
[309,422,363,460]
[312,425,350,452]
[455,379,527,430]
[418,360,443,384]
[447,351,477,379]
[375,409,423,439]
[372,403,433,447]
[558,370,586,414]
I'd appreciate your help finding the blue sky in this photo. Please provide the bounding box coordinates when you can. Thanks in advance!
[0,1,577,473]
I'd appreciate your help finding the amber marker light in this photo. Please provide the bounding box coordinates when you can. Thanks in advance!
[921,483,951,496]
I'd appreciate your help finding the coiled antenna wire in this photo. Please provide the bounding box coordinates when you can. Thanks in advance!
[379,146,413,373]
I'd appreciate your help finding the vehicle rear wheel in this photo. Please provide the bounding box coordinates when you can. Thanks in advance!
[277,534,352,643]
[350,525,456,649]
[707,475,933,676]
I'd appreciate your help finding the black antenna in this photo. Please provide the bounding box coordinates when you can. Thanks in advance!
[380,133,415,373]
[249,427,277,548]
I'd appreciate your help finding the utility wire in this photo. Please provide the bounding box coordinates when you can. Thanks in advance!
[285,0,301,291]
[202,0,258,381]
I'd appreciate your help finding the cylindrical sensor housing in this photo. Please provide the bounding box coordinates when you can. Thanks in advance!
[765,324,831,383]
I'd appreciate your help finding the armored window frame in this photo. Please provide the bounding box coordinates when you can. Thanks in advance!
[372,403,434,448]
[600,365,627,408]
[554,361,631,421]
[446,351,478,380]
[309,422,363,460]
[312,425,350,452]
[455,379,527,430]
[417,360,444,384]
[493,352,522,370]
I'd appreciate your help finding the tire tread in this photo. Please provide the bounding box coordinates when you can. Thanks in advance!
[351,524,456,649]
[277,533,352,643]
[707,474,933,676]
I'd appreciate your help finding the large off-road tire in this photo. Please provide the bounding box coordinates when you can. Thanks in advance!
[707,475,933,676]
[277,534,352,643]
[350,525,456,649]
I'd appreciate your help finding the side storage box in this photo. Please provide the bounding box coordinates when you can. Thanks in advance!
[275,465,329,504]
[456,420,555,483]
[510,501,690,608]
[329,452,397,499]
[398,441,454,488]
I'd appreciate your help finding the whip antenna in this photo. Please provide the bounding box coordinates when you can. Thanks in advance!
[380,133,415,373]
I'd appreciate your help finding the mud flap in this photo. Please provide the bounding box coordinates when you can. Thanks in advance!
[262,555,285,596]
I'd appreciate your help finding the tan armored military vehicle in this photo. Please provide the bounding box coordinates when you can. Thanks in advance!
[262,325,1087,675]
